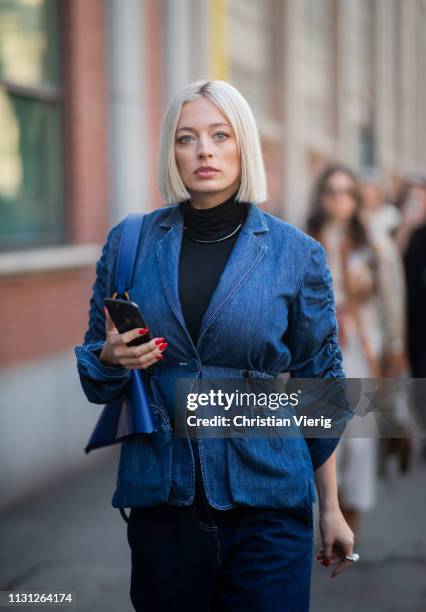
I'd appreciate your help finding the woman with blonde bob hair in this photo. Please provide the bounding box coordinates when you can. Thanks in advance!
[76,79,356,612]
[158,79,267,205]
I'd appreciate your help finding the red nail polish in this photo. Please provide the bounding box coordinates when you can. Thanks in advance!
[157,354,164,361]
[159,342,168,350]
[138,328,148,335]
[155,338,165,345]
[323,560,330,567]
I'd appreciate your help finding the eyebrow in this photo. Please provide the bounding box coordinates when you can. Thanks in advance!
[176,122,231,133]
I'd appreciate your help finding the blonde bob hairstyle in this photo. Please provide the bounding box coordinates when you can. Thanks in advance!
[158,80,268,205]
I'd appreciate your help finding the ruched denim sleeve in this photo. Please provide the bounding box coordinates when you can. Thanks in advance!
[74,221,131,404]
[287,240,346,470]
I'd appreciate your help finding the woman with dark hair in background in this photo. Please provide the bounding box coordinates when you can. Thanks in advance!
[307,164,383,536]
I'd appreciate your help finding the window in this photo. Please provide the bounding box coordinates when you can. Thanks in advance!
[0,0,64,250]
[354,0,375,167]
[228,0,280,122]
[303,0,334,138]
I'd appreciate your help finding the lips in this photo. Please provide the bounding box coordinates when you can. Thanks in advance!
[194,166,219,179]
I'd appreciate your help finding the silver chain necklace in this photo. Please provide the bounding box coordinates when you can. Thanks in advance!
[183,223,242,244]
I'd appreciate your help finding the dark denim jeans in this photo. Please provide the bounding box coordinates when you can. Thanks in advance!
[127,452,314,612]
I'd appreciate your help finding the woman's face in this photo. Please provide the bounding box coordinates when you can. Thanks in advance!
[322,171,358,222]
[175,97,241,205]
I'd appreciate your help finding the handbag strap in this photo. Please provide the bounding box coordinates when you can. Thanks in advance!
[114,213,145,297]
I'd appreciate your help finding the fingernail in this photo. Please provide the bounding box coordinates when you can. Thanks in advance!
[159,342,168,350]
[155,338,165,345]
[156,354,164,361]
[322,560,330,567]
[138,328,148,335]
[316,555,322,560]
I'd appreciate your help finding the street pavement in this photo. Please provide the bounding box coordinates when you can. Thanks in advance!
[0,449,132,612]
[1,449,425,611]
[311,455,426,612]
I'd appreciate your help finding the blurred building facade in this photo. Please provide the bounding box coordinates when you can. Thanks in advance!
[0,0,425,509]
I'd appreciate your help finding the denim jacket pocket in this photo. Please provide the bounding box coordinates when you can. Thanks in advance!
[226,436,313,508]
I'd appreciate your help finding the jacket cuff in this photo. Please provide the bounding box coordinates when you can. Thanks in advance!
[74,343,131,381]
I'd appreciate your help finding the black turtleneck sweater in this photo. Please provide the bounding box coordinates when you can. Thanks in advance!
[178,193,248,345]
[178,193,247,508]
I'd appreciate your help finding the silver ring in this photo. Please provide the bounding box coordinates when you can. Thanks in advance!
[344,553,360,563]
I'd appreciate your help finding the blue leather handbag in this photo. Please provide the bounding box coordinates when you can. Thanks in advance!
[84,213,157,454]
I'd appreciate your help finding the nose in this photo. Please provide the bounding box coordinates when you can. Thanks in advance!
[196,135,213,160]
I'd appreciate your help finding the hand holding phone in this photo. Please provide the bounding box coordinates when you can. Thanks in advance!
[104,298,152,346]
[99,299,168,369]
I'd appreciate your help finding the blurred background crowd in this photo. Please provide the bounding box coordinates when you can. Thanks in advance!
[0,1,425,610]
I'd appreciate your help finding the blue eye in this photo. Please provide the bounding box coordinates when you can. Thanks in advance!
[178,135,194,144]
[177,132,229,144]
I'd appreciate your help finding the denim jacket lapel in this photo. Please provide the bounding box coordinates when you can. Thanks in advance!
[156,206,188,336]
[155,202,269,350]
[196,203,269,347]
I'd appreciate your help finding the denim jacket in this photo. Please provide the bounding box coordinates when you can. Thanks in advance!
[75,203,345,510]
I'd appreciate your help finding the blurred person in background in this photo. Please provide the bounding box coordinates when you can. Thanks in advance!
[360,167,401,239]
[403,175,426,378]
[307,164,384,537]
[360,168,412,476]
[395,174,426,254]
[359,168,406,378]
[402,175,426,456]
[75,81,356,612]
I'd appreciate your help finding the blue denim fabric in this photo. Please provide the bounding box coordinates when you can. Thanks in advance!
[75,203,345,510]
[127,487,314,612]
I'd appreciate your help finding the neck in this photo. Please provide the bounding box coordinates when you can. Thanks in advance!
[188,182,240,210]
[326,217,350,230]
[180,189,247,242]
[360,209,371,225]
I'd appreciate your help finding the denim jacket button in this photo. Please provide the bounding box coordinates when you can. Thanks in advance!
[188,359,200,372]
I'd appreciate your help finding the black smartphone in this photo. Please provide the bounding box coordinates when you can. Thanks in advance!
[104,298,152,346]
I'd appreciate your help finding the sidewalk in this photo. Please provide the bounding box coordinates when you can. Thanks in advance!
[0,449,133,612]
[1,451,425,611]
[311,457,426,611]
